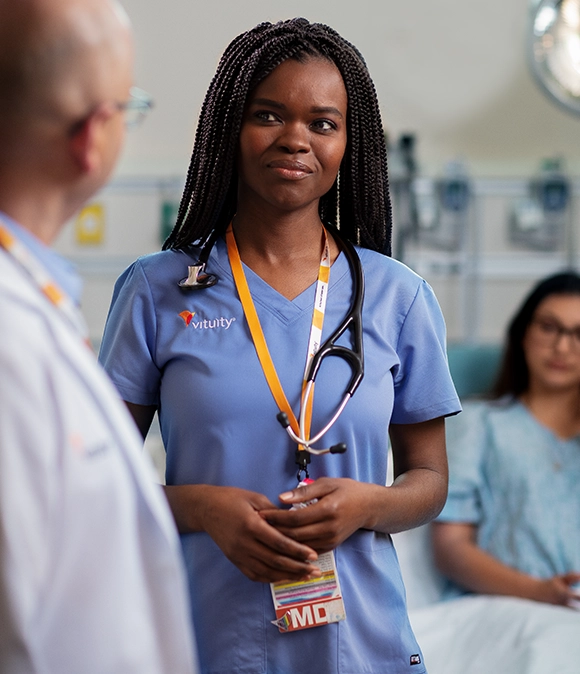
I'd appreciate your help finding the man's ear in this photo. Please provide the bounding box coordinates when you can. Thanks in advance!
[69,104,114,174]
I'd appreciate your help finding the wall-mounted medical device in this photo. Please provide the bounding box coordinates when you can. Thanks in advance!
[510,158,569,250]
[413,159,471,252]
[389,135,472,260]
[389,133,418,260]
[528,0,580,116]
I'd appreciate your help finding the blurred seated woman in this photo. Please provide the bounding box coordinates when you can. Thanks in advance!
[433,271,580,607]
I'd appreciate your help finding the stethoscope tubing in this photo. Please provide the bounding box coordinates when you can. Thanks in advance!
[178,223,365,455]
[305,225,364,399]
[297,379,351,448]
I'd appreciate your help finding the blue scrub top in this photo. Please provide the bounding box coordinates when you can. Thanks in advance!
[100,238,460,674]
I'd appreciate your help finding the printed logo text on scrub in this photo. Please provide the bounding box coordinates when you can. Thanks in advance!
[179,311,236,330]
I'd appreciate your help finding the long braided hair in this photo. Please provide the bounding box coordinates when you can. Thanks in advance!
[163,17,392,255]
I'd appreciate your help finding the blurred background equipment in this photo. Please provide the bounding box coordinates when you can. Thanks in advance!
[50,0,580,352]
[510,157,571,253]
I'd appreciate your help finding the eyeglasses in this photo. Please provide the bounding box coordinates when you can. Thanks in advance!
[116,86,154,129]
[68,86,154,137]
[529,317,580,350]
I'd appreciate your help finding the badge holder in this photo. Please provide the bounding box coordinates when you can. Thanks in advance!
[270,479,346,633]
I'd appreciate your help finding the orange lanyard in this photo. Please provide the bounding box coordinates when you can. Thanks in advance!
[226,224,330,446]
[0,222,88,340]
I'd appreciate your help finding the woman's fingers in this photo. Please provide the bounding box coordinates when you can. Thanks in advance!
[221,525,321,582]
[535,575,580,606]
[234,540,322,583]
[201,486,320,583]
[262,477,373,551]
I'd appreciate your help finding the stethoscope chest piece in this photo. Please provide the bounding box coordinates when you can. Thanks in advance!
[178,264,218,289]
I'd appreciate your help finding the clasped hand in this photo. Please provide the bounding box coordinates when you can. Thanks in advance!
[202,478,372,584]
[262,476,372,552]
[535,572,580,608]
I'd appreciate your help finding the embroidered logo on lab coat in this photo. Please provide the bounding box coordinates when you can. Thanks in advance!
[69,433,108,458]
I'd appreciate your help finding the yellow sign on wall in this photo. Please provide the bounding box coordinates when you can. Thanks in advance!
[75,203,105,245]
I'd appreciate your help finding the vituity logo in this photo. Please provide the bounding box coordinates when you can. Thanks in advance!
[179,310,236,330]
[179,311,195,326]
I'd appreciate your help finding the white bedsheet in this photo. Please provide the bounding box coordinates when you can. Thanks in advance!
[392,523,580,674]
[410,595,580,674]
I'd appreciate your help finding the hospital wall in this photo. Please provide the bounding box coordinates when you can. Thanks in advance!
[53,0,580,347]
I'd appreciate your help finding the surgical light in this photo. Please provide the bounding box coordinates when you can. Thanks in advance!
[529,0,580,114]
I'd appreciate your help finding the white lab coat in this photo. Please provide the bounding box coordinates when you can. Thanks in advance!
[0,248,198,673]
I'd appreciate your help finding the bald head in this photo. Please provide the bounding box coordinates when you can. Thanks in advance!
[0,0,133,129]
[0,0,134,240]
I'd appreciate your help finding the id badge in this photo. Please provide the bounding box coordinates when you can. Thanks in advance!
[269,480,346,632]
[270,550,346,632]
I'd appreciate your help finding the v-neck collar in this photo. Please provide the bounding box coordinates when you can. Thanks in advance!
[211,235,352,322]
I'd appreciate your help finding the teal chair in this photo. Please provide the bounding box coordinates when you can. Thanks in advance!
[447,343,502,399]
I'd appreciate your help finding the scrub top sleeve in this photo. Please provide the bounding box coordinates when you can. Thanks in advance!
[436,402,487,523]
[390,279,460,424]
[99,260,162,406]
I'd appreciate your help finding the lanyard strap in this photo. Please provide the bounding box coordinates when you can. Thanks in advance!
[300,231,330,442]
[0,222,88,340]
[226,224,330,443]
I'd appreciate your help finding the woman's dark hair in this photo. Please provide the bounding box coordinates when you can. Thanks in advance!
[163,17,391,254]
[491,271,580,398]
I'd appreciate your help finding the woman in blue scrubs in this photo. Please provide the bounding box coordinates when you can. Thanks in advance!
[100,18,460,674]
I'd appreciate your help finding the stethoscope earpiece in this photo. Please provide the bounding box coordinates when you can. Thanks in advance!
[329,443,347,454]
[277,412,348,456]
[276,412,290,428]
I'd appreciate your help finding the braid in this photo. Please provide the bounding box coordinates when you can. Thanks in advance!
[163,18,391,255]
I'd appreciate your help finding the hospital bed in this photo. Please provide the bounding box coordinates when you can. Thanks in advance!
[393,523,580,674]
[392,344,580,674]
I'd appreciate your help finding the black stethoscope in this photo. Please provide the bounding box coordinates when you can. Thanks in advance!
[178,224,365,470]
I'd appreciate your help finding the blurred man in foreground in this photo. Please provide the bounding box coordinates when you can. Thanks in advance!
[0,1,198,671]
